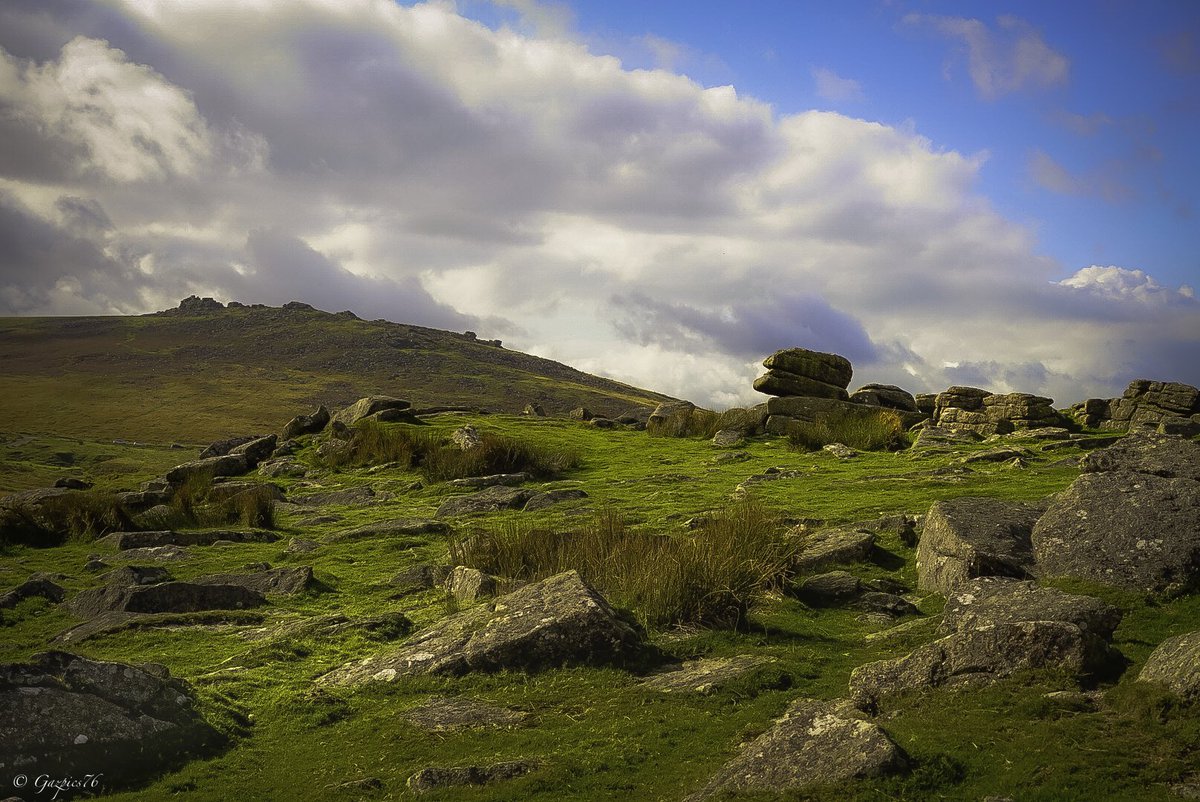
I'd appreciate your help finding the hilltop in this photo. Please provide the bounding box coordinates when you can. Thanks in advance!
[0,297,676,443]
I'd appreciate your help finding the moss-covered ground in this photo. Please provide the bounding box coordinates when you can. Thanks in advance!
[1,415,1197,801]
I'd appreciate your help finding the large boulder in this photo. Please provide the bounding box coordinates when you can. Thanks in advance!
[435,486,534,517]
[164,454,250,485]
[753,372,849,400]
[1102,380,1200,431]
[198,435,258,459]
[193,566,315,596]
[1031,471,1200,593]
[849,384,919,413]
[0,652,223,788]
[331,396,411,427]
[1079,431,1200,481]
[321,570,642,683]
[685,698,907,801]
[850,578,1121,709]
[916,497,1041,595]
[0,487,81,542]
[67,582,266,617]
[1139,630,1200,701]
[0,577,66,609]
[228,435,277,467]
[762,348,854,388]
[789,525,876,573]
[280,405,331,440]
[931,387,1064,436]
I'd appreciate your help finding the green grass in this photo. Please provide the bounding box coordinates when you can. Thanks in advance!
[1,412,1196,801]
[786,406,907,451]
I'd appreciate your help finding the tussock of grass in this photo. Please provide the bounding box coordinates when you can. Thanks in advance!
[647,407,761,439]
[787,407,906,452]
[321,421,580,481]
[36,491,133,542]
[451,502,792,629]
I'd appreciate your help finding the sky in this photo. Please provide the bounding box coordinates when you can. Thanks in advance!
[0,0,1197,409]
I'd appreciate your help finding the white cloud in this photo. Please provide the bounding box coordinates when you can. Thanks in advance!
[812,67,864,103]
[0,0,1194,409]
[907,13,1069,99]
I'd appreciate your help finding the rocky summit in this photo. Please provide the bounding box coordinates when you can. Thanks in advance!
[2,322,1200,801]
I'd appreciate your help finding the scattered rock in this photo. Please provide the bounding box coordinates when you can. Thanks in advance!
[198,435,257,459]
[1139,629,1200,701]
[790,526,875,573]
[113,545,191,562]
[205,481,285,503]
[685,698,906,801]
[100,565,172,587]
[194,566,316,596]
[96,530,279,550]
[330,518,449,542]
[280,405,331,440]
[293,486,381,507]
[849,384,919,412]
[165,454,249,485]
[912,425,982,448]
[793,571,863,606]
[522,403,546,417]
[448,473,528,489]
[851,592,920,618]
[1080,431,1200,481]
[436,486,535,517]
[285,538,319,554]
[823,443,858,459]
[569,406,593,421]
[647,401,697,433]
[54,477,93,490]
[402,696,528,732]
[389,564,451,596]
[523,488,589,512]
[711,429,745,448]
[916,497,1041,595]
[445,566,498,602]
[331,397,411,427]
[228,435,277,467]
[940,578,1121,641]
[322,570,643,682]
[67,582,266,617]
[0,651,223,788]
[407,760,539,795]
[641,655,780,694]
[1032,471,1200,593]
[258,459,307,479]
[0,578,66,609]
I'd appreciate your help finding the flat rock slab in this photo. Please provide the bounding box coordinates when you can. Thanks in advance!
[97,530,279,550]
[67,582,266,618]
[1081,432,1200,480]
[112,545,192,562]
[408,760,538,794]
[685,698,907,801]
[790,526,875,573]
[1139,630,1200,701]
[0,651,223,788]
[0,578,66,609]
[165,453,249,485]
[916,497,1041,595]
[402,696,529,732]
[54,610,265,645]
[292,486,382,507]
[941,578,1121,640]
[523,488,589,512]
[448,473,528,489]
[330,518,449,542]
[322,570,643,683]
[435,486,534,517]
[641,655,778,694]
[1032,471,1200,593]
[194,566,315,596]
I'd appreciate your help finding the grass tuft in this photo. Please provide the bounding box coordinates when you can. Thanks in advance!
[786,407,906,452]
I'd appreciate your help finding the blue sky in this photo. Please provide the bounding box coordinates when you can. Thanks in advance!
[0,0,1196,407]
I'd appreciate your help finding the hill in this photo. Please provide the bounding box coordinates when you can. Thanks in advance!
[0,298,676,443]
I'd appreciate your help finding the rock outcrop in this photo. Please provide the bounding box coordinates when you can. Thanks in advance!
[322,570,642,683]
[849,384,919,412]
[916,497,1041,595]
[1071,380,1200,431]
[1032,434,1200,593]
[789,525,876,573]
[331,396,412,427]
[280,405,331,440]
[685,698,907,800]
[753,348,852,401]
[0,652,224,789]
[933,388,1065,436]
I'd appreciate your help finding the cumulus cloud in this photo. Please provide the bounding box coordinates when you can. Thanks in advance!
[907,13,1069,99]
[0,0,1194,409]
[812,67,864,103]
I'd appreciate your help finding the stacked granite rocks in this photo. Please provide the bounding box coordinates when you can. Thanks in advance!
[753,349,853,401]
[1071,380,1200,434]
[932,388,1064,437]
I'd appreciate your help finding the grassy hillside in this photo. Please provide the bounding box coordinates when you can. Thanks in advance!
[0,303,675,444]
[2,410,1197,801]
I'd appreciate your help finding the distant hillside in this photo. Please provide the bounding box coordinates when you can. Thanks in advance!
[0,300,676,443]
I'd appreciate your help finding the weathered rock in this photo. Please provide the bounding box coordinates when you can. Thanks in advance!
[205,481,285,503]
[851,578,1121,709]
[850,384,919,412]
[647,401,697,433]
[762,348,854,388]
[823,442,858,459]
[198,435,257,459]
[285,538,318,554]
[685,698,906,801]
[448,473,527,489]
[450,425,482,450]
[258,459,307,479]
[0,578,66,609]
[408,761,539,794]
[642,655,780,694]
[1160,416,1200,438]
[851,592,920,618]
[322,570,642,682]
[522,403,546,417]
[916,497,1041,595]
[523,488,589,512]
[1139,630,1200,701]
[790,526,875,573]
[1080,432,1200,481]
[67,582,265,618]
[96,529,279,550]
[569,406,593,421]
[753,371,850,400]
[293,485,381,507]
[280,405,331,440]
[331,396,411,426]
[445,566,498,602]
[194,566,315,596]
[330,518,450,542]
[0,487,78,541]
[402,696,529,732]
[228,435,277,467]
[1032,471,1200,593]
[912,425,982,448]
[1099,380,1200,431]
[113,545,191,562]
[0,651,223,788]
[793,571,863,606]
[711,429,745,448]
[436,486,534,517]
[100,566,172,587]
[165,454,249,485]
[54,477,93,490]
[389,564,451,596]
[177,294,224,312]
[915,393,937,415]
